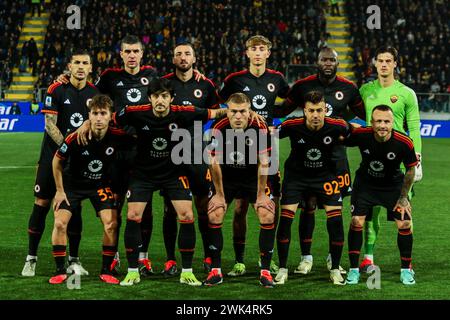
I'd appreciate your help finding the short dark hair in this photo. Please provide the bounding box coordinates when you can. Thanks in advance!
[120,35,143,50]
[174,41,195,54]
[375,46,398,62]
[303,90,325,105]
[148,78,174,97]
[70,49,91,62]
[88,94,113,112]
[372,104,393,114]
[226,92,251,106]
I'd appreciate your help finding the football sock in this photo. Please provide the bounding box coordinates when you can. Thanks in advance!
[163,201,178,261]
[102,245,116,271]
[348,224,363,268]
[140,204,153,253]
[364,206,381,255]
[326,210,344,270]
[67,206,82,258]
[398,227,413,269]
[208,223,223,268]
[299,208,315,256]
[198,212,210,258]
[178,219,196,269]
[232,236,246,264]
[259,223,276,270]
[276,209,295,268]
[27,204,50,256]
[52,245,66,272]
[124,219,142,269]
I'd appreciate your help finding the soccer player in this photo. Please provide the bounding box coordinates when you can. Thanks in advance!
[112,78,229,286]
[205,93,276,288]
[218,35,289,276]
[21,49,98,277]
[160,42,220,276]
[344,105,417,285]
[49,95,132,285]
[273,47,365,275]
[358,46,422,271]
[57,35,159,276]
[275,91,351,286]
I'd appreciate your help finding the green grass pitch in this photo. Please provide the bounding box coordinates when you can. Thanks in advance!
[0,133,449,300]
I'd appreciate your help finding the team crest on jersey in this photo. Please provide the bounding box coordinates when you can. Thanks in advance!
[194,89,203,98]
[88,160,103,173]
[126,190,131,198]
[306,148,322,161]
[267,83,275,92]
[252,95,267,110]
[245,137,254,146]
[335,91,344,100]
[127,88,142,102]
[323,136,332,144]
[169,123,178,131]
[387,152,396,160]
[106,147,114,155]
[141,77,149,85]
[86,98,92,107]
[326,103,333,116]
[350,204,355,213]
[70,113,84,128]
[390,95,398,103]
[153,137,168,150]
[369,161,384,172]
[45,96,52,107]
[34,184,40,193]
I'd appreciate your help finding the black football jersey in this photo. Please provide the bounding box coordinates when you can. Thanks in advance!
[286,74,365,120]
[113,104,211,180]
[209,118,271,183]
[278,117,351,179]
[40,81,99,161]
[162,71,219,109]
[219,69,289,126]
[55,128,133,187]
[95,66,158,111]
[345,128,418,186]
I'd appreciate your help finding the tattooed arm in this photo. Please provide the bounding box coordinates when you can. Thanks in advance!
[45,113,64,146]
[394,166,415,220]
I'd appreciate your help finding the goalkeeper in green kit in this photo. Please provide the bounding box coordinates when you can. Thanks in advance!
[358,46,422,271]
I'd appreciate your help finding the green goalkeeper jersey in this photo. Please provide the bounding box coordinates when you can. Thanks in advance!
[360,79,422,153]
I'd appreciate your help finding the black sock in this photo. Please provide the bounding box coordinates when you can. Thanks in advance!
[67,206,82,258]
[276,209,295,268]
[232,236,246,263]
[140,204,153,254]
[348,223,363,268]
[299,208,315,256]
[102,245,116,272]
[52,245,66,272]
[115,213,122,252]
[124,219,141,269]
[398,228,413,269]
[27,204,50,256]
[163,199,178,261]
[178,219,196,269]
[208,223,223,268]
[198,212,210,258]
[326,210,344,270]
[260,223,276,270]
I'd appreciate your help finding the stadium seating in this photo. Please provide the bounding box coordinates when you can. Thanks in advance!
[36,0,326,89]
[346,0,448,111]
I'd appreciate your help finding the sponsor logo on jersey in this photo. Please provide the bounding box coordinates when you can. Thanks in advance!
[369,160,384,172]
[34,184,40,193]
[152,137,168,150]
[326,103,333,116]
[306,148,322,161]
[127,88,142,103]
[252,95,267,110]
[70,113,84,128]
[88,160,103,173]
[229,151,244,163]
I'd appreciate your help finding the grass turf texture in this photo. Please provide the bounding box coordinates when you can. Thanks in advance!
[0,133,449,300]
